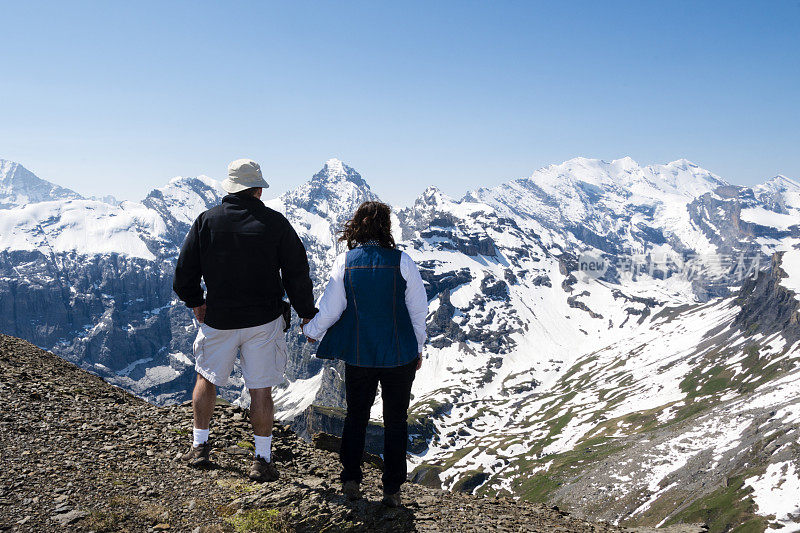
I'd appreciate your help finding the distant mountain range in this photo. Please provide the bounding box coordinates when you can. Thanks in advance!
[1,156,798,531]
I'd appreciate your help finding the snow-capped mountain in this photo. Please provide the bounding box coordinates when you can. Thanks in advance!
[0,156,798,531]
[0,160,82,208]
[266,158,381,283]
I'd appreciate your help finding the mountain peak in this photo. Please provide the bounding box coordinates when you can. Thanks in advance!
[143,175,223,229]
[523,156,727,197]
[666,158,700,169]
[0,159,82,208]
[323,158,346,174]
[419,186,448,205]
[757,174,800,194]
[311,158,369,190]
[162,174,220,192]
[280,160,378,222]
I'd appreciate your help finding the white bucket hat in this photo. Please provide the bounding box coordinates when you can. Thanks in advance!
[222,159,270,193]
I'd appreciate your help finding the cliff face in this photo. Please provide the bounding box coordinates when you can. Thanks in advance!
[0,333,642,532]
[733,252,800,345]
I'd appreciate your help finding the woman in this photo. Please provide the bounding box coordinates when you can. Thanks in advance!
[302,201,428,507]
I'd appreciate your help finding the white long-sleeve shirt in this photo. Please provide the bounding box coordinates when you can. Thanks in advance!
[302,250,428,352]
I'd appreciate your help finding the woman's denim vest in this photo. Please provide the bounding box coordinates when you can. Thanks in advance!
[315,245,419,368]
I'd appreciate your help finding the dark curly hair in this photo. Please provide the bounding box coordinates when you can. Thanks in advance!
[339,201,396,250]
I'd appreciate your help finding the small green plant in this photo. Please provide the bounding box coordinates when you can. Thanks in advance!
[237,440,255,450]
[83,510,127,532]
[226,509,283,533]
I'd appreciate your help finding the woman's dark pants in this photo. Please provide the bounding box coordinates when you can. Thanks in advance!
[340,358,417,495]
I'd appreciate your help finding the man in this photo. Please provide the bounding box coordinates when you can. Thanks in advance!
[173,158,317,482]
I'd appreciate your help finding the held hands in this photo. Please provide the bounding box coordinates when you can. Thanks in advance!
[192,304,207,324]
[416,354,422,370]
[301,318,317,343]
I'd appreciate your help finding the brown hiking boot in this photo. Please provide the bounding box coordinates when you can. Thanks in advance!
[381,490,401,508]
[343,480,362,501]
[181,441,211,468]
[249,456,279,482]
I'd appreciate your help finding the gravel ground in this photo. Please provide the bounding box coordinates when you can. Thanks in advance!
[1,333,640,532]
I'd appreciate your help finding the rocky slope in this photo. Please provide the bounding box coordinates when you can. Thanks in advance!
[1,333,654,532]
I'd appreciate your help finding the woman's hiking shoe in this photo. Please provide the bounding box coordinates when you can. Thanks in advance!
[249,456,279,482]
[381,491,402,508]
[342,480,362,501]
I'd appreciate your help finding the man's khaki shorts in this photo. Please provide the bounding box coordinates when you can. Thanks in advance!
[192,316,288,389]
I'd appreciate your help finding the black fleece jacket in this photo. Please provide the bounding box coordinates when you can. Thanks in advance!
[173,194,317,329]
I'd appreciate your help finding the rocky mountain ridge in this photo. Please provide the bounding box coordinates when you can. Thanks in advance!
[0,156,798,531]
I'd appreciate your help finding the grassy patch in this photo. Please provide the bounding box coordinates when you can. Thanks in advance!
[664,476,767,533]
[680,363,731,399]
[732,519,769,533]
[560,355,598,382]
[82,510,129,532]
[539,391,577,420]
[227,509,285,533]
[546,411,573,440]
[516,474,560,501]
[409,397,453,419]
[237,440,255,451]
[452,469,489,493]
[409,463,445,488]
[680,342,792,403]
[137,502,168,524]
[407,399,447,445]
[440,444,477,470]
[671,400,707,423]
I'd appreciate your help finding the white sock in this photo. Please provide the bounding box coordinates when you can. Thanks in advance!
[254,435,272,461]
[193,428,209,447]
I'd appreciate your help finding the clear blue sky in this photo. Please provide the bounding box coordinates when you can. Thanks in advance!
[1,1,798,205]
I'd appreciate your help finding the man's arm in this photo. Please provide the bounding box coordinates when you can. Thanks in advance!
[173,218,206,321]
[277,222,317,319]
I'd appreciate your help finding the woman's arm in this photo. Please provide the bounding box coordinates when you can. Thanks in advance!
[400,252,428,354]
[302,253,347,341]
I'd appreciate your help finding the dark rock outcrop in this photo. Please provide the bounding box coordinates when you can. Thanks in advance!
[567,292,604,319]
[419,267,473,300]
[733,252,800,344]
[291,404,385,455]
[427,290,464,349]
[481,274,509,300]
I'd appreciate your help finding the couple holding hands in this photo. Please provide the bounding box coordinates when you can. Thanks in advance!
[173,158,427,507]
